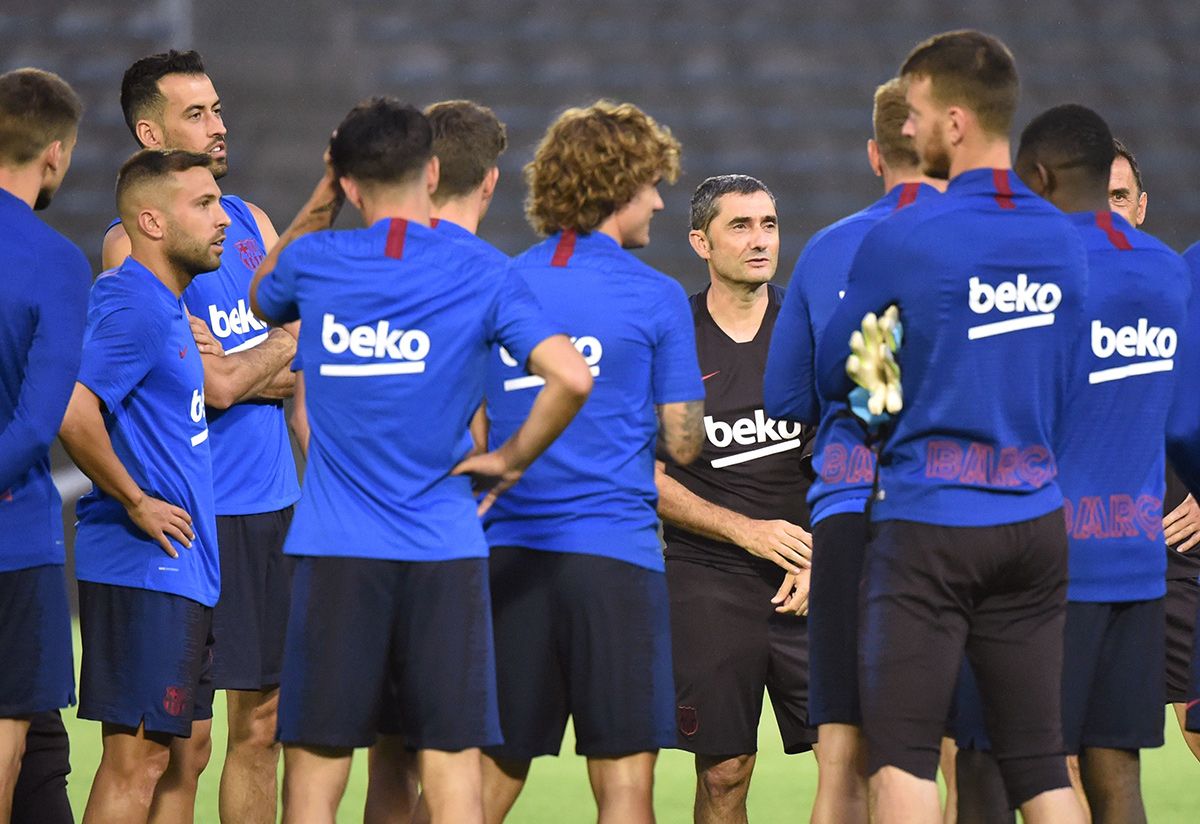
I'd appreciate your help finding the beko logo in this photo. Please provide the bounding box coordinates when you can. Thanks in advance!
[189,388,208,447]
[704,410,804,469]
[967,275,1061,339]
[500,336,602,391]
[319,313,430,377]
[1088,319,1176,384]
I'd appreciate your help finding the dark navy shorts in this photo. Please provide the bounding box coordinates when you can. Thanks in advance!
[0,565,74,718]
[212,507,294,690]
[860,512,1069,807]
[77,582,214,738]
[1165,576,1199,704]
[808,511,869,727]
[1060,599,1164,753]
[487,547,676,760]
[666,557,817,755]
[277,555,500,751]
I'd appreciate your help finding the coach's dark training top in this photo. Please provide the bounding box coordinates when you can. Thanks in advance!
[663,285,812,575]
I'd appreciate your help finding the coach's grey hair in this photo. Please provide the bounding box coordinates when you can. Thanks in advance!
[689,174,775,232]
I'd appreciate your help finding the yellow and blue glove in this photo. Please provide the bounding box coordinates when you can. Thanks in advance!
[845,304,903,427]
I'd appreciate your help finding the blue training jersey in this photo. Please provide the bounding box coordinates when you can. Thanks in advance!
[180,195,299,516]
[1058,211,1189,602]
[255,217,557,562]
[765,182,938,525]
[1165,244,1200,508]
[817,168,1088,527]
[483,230,705,571]
[0,188,90,572]
[74,258,220,606]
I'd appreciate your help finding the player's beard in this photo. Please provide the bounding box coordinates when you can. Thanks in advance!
[919,123,952,181]
[32,184,56,211]
[165,223,224,277]
[210,155,229,179]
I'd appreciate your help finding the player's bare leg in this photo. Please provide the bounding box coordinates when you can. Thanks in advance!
[1172,703,1200,762]
[481,754,529,824]
[939,737,957,824]
[149,717,212,824]
[419,748,484,824]
[281,745,352,824]
[0,718,29,822]
[84,723,172,824]
[587,752,656,824]
[1079,747,1145,824]
[870,765,942,824]
[693,753,754,824]
[1065,754,1092,822]
[220,688,282,824]
[1018,787,1087,824]
[812,724,868,824]
[365,734,422,824]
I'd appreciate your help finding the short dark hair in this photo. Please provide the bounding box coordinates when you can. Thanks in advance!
[1112,138,1144,195]
[900,30,1019,136]
[873,78,919,169]
[329,97,432,186]
[1015,104,1115,188]
[689,175,774,231]
[116,148,213,216]
[0,68,83,166]
[424,100,507,204]
[121,50,206,143]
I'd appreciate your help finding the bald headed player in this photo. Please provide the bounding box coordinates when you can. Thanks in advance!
[61,149,227,824]
[1106,139,1200,765]
[656,174,815,824]
[0,67,87,824]
[764,77,941,824]
[101,50,298,824]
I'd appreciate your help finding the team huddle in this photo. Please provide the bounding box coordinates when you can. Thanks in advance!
[2,24,1200,824]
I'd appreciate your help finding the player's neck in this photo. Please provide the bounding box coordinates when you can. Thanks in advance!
[129,246,192,297]
[430,196,482,235]
[882,168,945,194]
[358,189,434,229]
[948,136,1012,181]
[707,276,769,343]
[0,167,42,209]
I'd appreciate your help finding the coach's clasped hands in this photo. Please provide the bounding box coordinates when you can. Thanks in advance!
[846,304,903,424]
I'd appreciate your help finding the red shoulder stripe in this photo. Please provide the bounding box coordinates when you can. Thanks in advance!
[993,169,1015,210]
[1095,210,1133,251]
[551,229,577,267]
[385,218,408,259]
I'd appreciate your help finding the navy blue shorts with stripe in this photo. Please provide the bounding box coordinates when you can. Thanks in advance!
[211,507,294,690]
[487,546,676,760]
[0,565,74,718]
[277,555,500,751]
[77,582,214,738]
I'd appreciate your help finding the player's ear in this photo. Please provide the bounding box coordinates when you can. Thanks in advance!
[135,119,164,149]
[945,105,966,147]
[1136,191,1148,226]
[480,166,500,204]
[137,207,165,241]
[867,139,883,178]
[426,155,440,197]
[687,228,712,261]
[338,176,362,211]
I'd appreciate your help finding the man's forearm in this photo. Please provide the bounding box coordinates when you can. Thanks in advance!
[655,462,746,545]
[59,385,144,510]
[204,329,297,408]
[496,378,586,471]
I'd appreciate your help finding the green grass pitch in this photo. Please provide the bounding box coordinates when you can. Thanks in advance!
[60,623,1200,821]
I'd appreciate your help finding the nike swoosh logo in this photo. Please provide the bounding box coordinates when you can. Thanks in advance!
[702,371,720,381]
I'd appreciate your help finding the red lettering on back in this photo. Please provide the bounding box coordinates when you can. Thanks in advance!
[959,443,993,485]
[819,445,848,484]
[991,447,1021,487]
[1108,494,1139,538]
[1073,497,1108,540]
[925,440,963,480]
[1015,445,1056,487]
[846,445,876,484]
[1135,495,1163,540]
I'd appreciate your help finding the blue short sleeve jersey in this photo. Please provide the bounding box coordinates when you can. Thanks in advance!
[74,258,220,606]
[1058,212,1190,603]
[1165,244,1200,503]
[765,182,938,525]
[254,217,557,561]
[180,195,299,515]
[0,189,90,571]
[482,230,705,571]
[817,169,1089,527]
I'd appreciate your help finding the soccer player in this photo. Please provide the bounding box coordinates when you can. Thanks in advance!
[655,173,815,824]
[1017,103,1187,823]
[1107,139,1200,764]
[0,67,86,824]
[362,98,511,824]
[763,76,941,824]
[101,50,299,823]
[59,149,226,824]
[816,31,1089,823]
[249,97,591,824]
[479,101,704,824]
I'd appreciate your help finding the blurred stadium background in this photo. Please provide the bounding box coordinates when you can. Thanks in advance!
[9,1,1200,818]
